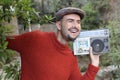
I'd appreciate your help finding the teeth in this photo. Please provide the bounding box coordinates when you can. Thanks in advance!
[69,29,78,33]
[68,27,79,33]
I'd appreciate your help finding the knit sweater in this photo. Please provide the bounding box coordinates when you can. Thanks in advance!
[7,30,99,80]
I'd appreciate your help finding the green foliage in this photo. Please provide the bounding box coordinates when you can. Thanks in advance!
[107,21,120,65]
[113,69,120,80]
[0,0,17,22]
[0,26,19,80]
[0,26,15,65]
[40,15,54,25]
[0,0,12,21]
[81,0,111,30]
[81,2,103,30]
[0,0,40,29]
[16,0,40,29]
[3,59,20,80]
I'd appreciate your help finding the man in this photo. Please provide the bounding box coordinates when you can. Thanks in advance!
[7,7,100,80]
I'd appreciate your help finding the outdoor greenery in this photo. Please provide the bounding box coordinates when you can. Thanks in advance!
[0,0,18,79]
[39,14,54,25]
[0,0,39,79]
[16,0,40,28]
[105,21,120,79]
[0,0,120,80]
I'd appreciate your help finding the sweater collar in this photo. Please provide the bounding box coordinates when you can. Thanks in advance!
[50,32,71,51]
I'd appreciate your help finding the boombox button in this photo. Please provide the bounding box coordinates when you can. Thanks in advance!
[104,38,108,42]
[106,46,109,49]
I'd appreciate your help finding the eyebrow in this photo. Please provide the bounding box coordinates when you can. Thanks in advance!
[66,18,81,22]
[66,18,80,20]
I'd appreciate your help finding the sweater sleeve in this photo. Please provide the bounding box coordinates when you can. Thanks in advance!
[7,30,40,53]
[7,33,29,53]
[69,58,99,80]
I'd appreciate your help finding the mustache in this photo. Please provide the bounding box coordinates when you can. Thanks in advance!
[68,27,79,31]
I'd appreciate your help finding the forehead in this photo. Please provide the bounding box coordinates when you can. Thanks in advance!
[62,14,81,20]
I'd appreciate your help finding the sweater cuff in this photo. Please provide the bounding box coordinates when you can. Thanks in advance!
[88,64,99,73]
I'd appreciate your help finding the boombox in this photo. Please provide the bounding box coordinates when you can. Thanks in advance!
[73,29,110,55]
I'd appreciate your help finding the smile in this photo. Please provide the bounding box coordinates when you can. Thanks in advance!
[68,27,79,33]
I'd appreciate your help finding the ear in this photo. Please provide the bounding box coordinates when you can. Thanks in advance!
[55,21,61,30]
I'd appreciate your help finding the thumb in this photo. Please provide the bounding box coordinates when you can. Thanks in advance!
[89,47,93,57]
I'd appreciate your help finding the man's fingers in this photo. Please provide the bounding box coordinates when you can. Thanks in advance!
[89,47,93,57]
[89,47,100,67]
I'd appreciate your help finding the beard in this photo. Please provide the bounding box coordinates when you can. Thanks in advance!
[61,29,79,42]
[60,23,80,42]
[67,27,80,41]
[67,35,78,41]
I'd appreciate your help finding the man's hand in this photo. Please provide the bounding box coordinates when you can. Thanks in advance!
[89,47,100,67]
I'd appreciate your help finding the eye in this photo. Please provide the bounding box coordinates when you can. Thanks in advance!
[67,19,73,23]
[77,20,81,24]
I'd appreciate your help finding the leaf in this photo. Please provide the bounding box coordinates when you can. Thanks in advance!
[3,42,8,50]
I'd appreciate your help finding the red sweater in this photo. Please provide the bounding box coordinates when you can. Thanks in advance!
[7,30,99,80]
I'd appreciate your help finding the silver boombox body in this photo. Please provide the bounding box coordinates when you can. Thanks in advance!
[73,29,110,55]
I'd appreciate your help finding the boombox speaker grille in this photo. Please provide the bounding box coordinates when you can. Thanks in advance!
[91,39,104,52]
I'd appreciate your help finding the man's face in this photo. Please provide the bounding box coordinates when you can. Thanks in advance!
[58,14,81,41]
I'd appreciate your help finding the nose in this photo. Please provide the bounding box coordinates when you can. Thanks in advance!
[72,21,80,29]
[74,21,78,26]
[71,21,77,28]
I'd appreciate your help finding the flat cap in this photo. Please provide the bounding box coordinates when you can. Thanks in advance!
[55,7,85,21]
